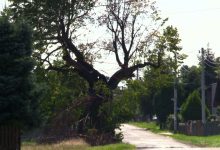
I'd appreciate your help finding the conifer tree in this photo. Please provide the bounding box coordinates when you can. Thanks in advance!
[0,17,35,127]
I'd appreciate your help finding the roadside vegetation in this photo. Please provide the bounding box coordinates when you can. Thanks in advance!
[172,134,220,147]
[21,140,135,150]
[130,121,220,147]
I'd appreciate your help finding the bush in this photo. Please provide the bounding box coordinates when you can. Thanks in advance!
[166,114,182,130]
[180,90,210,121]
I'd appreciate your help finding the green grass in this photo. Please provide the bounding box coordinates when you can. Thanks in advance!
[171,134,220,147]
[129,121,220,147]
[21,139,135,150]
[87,143,135,150]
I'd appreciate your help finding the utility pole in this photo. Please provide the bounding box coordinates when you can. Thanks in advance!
[201,48,206,124]
[136,68,139,80]
[174,77,178,132]
[173,52,178,132]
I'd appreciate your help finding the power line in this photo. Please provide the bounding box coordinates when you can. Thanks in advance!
[181,66,190,72]
[205,58,220,65]
[164,8,220,15]
[204,61,219,69]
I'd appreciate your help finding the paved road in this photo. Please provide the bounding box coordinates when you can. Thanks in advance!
[120,124,220,150]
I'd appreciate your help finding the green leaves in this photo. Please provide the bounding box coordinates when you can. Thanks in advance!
[35,66,88,122]
[0,17,37,127]
[180,90,210,121]
[7,0,96,59]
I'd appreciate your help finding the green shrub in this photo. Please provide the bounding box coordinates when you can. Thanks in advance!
[180,90,210,121]
[166,114,182,130]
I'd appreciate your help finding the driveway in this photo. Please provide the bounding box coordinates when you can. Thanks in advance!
[120,124,220,150]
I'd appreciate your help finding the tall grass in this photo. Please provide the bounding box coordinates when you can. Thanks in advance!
[22,139,135,150]
[22,139,89,150]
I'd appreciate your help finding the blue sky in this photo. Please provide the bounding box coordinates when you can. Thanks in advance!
[1,0,220,68]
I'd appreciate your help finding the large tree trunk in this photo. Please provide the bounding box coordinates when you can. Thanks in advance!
[77,94,105,133]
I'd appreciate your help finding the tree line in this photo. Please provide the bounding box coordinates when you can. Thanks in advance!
[121,46,220,129]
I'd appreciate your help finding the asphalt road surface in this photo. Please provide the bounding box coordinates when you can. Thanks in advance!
[120,124,220,150]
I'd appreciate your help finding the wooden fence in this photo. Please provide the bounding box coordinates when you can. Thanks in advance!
[178,120,220,136]
[0,125,20,150]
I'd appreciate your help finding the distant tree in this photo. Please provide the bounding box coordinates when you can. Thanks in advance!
[214,57,220,105]
[143,26,185,127]
[181,90,210,121]
[215,57,220,80]
[121,25,185,121]
[204,49,218,85]
[0,17,37,127]
[154,85,173,129]
[203,50,220,112]
[179,65,201,103]
[120,80,148,119]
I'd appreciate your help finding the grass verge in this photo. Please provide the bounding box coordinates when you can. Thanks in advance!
[87,143,135,150]
[21,139,135,150]
[171,134,220,147]
[129,121,220,147]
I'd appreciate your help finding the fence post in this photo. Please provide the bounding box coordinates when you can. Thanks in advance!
[0,125,20,150]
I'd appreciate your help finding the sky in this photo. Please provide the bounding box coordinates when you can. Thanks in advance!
[1,0,220,75]
[157,0,220,65]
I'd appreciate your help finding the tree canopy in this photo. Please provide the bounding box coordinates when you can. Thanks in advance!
[6,0,167,91]
[0,17,37,127]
